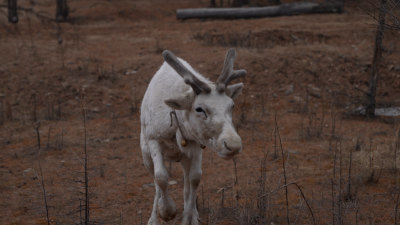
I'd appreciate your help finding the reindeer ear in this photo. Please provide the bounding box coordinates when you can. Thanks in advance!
[164,90,195,110]
[226,83,244,100]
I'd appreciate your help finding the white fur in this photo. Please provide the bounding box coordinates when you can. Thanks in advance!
[140,57,244,225]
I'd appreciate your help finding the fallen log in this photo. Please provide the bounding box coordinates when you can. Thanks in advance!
[176,2,343,20]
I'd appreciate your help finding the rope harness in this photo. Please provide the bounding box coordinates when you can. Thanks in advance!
[170,110,205,149]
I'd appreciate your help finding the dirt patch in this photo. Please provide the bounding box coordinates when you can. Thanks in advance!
[194,29,337,48]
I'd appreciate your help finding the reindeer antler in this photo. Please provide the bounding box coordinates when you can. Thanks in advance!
[163,50,211,95]
[216,48,247,93]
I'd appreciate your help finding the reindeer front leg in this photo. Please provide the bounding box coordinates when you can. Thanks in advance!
[148,140,177,222]
[181,145,203,225]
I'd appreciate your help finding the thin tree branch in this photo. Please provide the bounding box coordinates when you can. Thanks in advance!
[275,113,290,225]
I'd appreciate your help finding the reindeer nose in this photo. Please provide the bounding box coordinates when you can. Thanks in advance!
[224,141,242,154]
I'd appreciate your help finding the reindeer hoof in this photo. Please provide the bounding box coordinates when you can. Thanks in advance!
[182,211,199,225]
[158,196,176,221]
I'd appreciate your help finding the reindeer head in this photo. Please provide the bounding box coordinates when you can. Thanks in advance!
[163,49,246,160]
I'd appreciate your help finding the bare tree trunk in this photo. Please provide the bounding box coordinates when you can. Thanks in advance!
[34,123,50,225]
[232,0,249,7]
[346,146,353,200]
[210,0,216,7]
[366,0,387,117]
[82,103,89,225]
[8,0,18,23]
[272,0,281,4]
[56,0,69,22]
[395,193,400,225]
[275,114,290,225]
[395,129,400,225]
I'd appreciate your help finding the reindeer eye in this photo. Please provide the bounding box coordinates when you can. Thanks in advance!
[195,107,207,118]
[195,107,204,112]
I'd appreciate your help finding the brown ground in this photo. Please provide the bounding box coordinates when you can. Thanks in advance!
[1,0,400,224]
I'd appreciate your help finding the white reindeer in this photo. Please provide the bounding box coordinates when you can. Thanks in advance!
[140,48,246,225]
